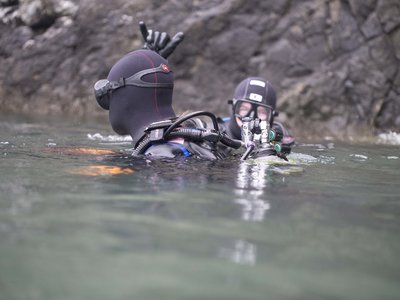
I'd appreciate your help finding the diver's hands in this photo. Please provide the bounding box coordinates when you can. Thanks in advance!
[139,21,184,59]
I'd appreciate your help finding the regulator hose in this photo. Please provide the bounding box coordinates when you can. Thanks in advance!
[132,135,152,156]
[240,144,255,161]
[219,133,242,149]
[163,111,219,138]
[133,111,243,156]
[167,128,206,141]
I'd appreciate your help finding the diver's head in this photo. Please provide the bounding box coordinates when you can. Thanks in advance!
[94,49,175,146]
[228,77,277,138]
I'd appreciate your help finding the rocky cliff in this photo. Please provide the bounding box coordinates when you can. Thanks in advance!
[0,0,399,138]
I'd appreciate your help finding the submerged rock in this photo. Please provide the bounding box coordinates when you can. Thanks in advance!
[0,0,399,137]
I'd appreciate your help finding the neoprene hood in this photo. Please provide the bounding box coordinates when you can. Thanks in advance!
[99,49,176,146]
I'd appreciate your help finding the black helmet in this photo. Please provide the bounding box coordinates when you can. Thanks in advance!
[232,77,277,120]
[94,49,175,146]
[227,77,278,139]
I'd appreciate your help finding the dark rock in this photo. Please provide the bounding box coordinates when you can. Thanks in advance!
[348,0,377,23]
[394,66,400,95]
[0,0,18,7]
[18,0,56,29]
[294,34,330,70]
[0,0,399,137]
[375,91,400,129]
[361,12,383,39]
[0,25,32,57]
[376,0,400,33]
[390,26,400,60]
[206,27,259,65]
[327,0,365,55]
[264,39,293,82]
[368,35,398,80]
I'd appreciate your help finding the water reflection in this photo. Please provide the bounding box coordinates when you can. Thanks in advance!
[234,162,271,222]
[19,143,292,268]
[94,156,285,267]
[222,161,284,266]
[65,154,271,267]
[68,165,134,176]
[219,239,257,266]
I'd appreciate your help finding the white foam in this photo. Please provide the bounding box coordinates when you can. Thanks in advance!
[377,131,400,145]
[300,143,326,149]
[318,155,336,164]
[289,152,318,164]
[350,154,368,160]
[387,156,399,160]
[253,152,318,168]
[87,133,132,143]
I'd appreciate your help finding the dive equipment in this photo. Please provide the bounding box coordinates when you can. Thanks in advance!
[133,111,243,156]
[231,99,276,124]
[239,115,289,161]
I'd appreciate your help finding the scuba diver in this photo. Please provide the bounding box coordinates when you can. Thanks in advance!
[219,77,295,160]
[93,23,241,159]
[93,22,293,160]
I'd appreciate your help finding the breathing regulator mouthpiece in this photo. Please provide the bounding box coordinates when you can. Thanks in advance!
[239,116,287,161]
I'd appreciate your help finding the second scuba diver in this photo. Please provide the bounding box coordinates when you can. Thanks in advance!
[93,22,294,160]
[219,77,295,160]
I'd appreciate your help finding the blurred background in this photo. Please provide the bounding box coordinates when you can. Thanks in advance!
[0,0,399,139]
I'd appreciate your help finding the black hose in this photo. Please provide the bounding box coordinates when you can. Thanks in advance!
[134,128,212,155]
[134,111,244,155]
[132,135,152,156]
[163,111,219,138]
[220,134,242,149]
[167,128,204,141]
[240,144,255,161]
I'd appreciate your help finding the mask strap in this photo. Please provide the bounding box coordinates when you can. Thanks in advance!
[104,64,173,93]
[124,64,173,88]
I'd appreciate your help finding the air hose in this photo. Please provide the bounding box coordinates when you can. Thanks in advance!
[132,111,243,156]
[163,111,219,138]
[220,133,242,149]
[132,135,152,156]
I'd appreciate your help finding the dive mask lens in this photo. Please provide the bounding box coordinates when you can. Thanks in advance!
[94,79,111,110]
[257,105,273,123]
[234,101,253,119]
[234,100,274,123]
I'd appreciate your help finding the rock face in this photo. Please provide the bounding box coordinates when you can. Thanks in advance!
[0,0,399,137]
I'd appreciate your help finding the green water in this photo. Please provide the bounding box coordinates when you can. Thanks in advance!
[0,116,399,300]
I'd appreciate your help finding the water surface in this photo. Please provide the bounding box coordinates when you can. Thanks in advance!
[0,115,399,300]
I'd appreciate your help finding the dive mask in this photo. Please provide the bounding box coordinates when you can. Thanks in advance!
[94,63,173,110]
[230,99,277,124]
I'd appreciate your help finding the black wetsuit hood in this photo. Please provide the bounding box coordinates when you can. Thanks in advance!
[228,77,277,139]
[107,49,175,146]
